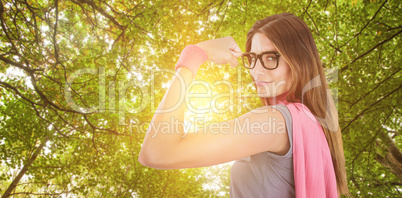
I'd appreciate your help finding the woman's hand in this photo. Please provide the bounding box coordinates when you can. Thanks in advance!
[196,36,243,68]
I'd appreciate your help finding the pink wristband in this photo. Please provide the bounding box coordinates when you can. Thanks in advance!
[175,45,208,78]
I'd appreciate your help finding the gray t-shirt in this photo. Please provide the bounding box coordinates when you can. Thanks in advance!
[230,105,295,198]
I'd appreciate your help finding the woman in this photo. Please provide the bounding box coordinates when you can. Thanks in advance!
[139,13,350,197]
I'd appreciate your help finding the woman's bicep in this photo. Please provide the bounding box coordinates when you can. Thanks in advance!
[153,106,289,169]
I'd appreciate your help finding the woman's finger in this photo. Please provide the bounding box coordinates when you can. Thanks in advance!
[229,42,242,58]
[229,51,240,67]
[230,50,243,58]
[228,54,239,68]
[227,38,242,67]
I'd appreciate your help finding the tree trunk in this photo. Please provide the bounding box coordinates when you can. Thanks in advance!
[375,133,402,181]
[2,136,50,198]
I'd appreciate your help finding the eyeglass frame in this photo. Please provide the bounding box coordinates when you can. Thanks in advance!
[241,51,281,70]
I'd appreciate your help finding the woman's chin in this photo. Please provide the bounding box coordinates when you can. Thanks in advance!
[257,88,286,98]
[257,91,272,98]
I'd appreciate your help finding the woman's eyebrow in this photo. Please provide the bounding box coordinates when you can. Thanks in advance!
[249,50,279,54]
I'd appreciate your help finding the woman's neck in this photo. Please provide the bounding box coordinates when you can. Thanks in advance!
[267,91,290,105]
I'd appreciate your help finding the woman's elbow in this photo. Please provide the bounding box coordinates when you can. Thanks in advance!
[138,149,157,168]
[138,150,149,167]
[138,148,174,169]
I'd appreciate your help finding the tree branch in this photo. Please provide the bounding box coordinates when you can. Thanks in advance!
[2,136,51,198]
[341,29,402,73]
[0,1,19,54]
[350,107,395,192]
[213,0,229,38]
[350,68,401,108]
[339,0,388,49]
[75,0,125,30]
[342,85,401,131]
[0,56,43,73]
[300,0,313,19]
[9,189,75,196]
[0,81,41,106]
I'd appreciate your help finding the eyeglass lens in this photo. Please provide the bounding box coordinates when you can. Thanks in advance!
[242,53,278,69]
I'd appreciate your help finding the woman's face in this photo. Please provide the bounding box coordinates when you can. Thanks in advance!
[250,33,293,98]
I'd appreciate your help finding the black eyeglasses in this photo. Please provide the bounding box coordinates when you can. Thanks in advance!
[241,51,281,70]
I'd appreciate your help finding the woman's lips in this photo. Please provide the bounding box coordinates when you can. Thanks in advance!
[254,80,272,87]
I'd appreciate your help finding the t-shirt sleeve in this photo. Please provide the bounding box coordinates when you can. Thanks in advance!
[268,104,293,157]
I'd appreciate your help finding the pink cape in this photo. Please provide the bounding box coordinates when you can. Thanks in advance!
[269,92,338,198]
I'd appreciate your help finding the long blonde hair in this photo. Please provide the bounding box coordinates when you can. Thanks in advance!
[246,13,350,196]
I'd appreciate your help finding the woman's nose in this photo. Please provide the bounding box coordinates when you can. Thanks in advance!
[252,59,265,76]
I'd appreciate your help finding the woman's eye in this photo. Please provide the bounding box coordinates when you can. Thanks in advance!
[265,56,276,61]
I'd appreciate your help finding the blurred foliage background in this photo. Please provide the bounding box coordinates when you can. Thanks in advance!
[0,0,400,197]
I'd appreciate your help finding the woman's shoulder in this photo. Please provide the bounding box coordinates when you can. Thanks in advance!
[245,105,288,118]
[239,106,288,132]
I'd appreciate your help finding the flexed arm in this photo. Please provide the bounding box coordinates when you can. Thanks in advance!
[138,37,289,169]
